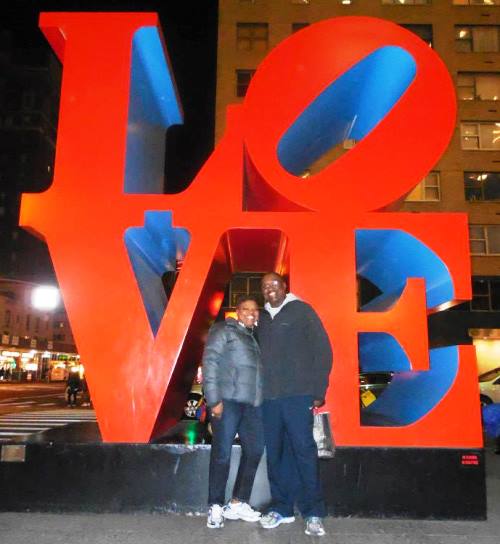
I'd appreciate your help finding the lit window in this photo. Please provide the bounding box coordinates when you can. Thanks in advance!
[461,122,500,150]
[456,26,500,53]
[464,172,500,201]
[469,225,500,255]
[405,172,440,201]
[457,73,500,101]
[237,23,269,52]
[453,1,499,6]
[382,0,431,4]
[236,69,256,97]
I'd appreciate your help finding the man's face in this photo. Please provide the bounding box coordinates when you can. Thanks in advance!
[261,274,287,308]
[236,299,259,328]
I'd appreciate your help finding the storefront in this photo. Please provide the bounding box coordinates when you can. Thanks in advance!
[0,348,80,381]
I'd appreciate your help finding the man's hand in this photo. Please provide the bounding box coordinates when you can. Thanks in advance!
[313,398,325,408]
[211,401,224,418]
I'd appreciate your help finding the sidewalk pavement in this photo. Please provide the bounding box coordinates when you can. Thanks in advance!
[1,445,498,544]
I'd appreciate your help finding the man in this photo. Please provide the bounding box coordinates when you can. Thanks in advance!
[257,272,332,537]
[66,368,82,408]
[202,296,264,529]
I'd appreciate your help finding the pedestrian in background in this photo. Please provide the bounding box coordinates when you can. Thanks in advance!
[66,368,82,407]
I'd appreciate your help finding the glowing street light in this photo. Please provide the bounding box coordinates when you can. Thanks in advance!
[31,285,60,311]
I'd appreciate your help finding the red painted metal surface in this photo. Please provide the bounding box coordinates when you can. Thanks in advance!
[20,13,481,446]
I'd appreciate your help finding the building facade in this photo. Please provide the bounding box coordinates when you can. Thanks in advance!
[0,278,77,381]
[0,28,60,283]
[216,0,500,374]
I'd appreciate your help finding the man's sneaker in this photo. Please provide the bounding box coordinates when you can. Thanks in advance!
[223,501,261,522]
[207,504,224,529]
[259,511,295,529]
[305,516,326,536]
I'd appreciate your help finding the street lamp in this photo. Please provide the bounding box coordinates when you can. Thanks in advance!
[30,285,61,380]
[31,285,60,311]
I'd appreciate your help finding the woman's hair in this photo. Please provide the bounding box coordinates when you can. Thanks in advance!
[235,295,259,308]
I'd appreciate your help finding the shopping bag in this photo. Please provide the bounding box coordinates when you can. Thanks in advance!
[313,411,335,458]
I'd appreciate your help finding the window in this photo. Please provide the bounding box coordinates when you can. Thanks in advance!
[469,225,500,254]
[383,0,431,4]
[26,314,31,331]
[21,90,36,110]
[465,172,500,200]
[456,26,500,53]
[236,69,256,97]
[461,122,500,150]
[471,278,500,312]
[401,24,433,46]
[457,73,500,101]
[3,310,11,327]
[237,23,269,51]
[405,172,440,201]
[454,1,500,5]
[229,274,264,307]
[292,22,309,33]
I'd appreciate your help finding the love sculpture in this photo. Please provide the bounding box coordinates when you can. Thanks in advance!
[20,13,482,446]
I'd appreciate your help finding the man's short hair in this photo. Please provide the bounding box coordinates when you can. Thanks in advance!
[264,272,285,283]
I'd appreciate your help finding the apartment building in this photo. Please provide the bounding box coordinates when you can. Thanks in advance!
[216,0,500,373]
[0,278,77,380]
[0,28,60,283]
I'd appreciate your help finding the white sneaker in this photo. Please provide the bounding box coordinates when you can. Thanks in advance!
[305,516,326,536]
[260,511,295,529]
[223,501,261,522]
[207,504,224,528]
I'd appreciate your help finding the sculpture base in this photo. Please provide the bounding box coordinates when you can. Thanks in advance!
[0,422,486,519]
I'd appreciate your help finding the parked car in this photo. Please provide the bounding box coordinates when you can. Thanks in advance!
[479,367,500,407]
[183,370,393,418]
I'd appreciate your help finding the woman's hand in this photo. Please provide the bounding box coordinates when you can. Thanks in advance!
[211,401,224,418]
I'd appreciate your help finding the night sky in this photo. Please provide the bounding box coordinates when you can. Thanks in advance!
[2,0,218,192]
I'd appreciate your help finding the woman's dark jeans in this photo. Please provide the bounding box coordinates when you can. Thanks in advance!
[208,400,264,506]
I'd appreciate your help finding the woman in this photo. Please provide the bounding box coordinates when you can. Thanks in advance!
[202,296,264,529]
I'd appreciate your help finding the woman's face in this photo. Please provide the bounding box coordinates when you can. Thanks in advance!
[236,299,259,328]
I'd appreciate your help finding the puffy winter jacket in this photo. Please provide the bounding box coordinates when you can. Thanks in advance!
[202,318,262,407]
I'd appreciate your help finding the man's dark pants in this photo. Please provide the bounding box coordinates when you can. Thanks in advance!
[208,400,264,506]
[262,395,326,518]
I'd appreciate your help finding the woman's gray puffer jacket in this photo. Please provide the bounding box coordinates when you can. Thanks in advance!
[202,318,262,408]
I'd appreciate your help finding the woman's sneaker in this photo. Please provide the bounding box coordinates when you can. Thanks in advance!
[223,501,261,522]
[305,516,326,536]
[207,504,224,528]
[259,511,295,529]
